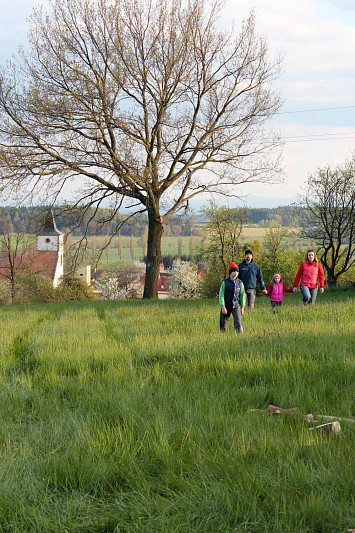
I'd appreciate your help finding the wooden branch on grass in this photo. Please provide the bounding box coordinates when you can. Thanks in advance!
[249,406,355,431]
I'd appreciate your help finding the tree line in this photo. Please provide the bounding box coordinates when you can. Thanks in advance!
[0,205,304,238]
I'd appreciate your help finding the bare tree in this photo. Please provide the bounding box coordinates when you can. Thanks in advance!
[178,237,183,258]
[299,157,355,286]
[118,233,123,260]
[141,229,148,259]
[105,234,110,260]
[0,0,283,298]
[0,219,30,304]
[201,201,249,275]
[130,234,135,260]
[263,224,294,261]
[189,235,195,257]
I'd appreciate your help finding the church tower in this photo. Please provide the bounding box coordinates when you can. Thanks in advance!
[36,208,64,286]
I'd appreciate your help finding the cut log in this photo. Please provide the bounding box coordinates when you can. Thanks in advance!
[266,404,298,415]
[316,414,355,424]
[309,421,341,434]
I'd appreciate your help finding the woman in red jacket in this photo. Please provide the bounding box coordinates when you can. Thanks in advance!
[293,250,325,305]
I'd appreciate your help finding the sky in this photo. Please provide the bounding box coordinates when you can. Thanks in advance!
[0,0,354,207]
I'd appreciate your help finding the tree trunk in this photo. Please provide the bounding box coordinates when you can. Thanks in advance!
[325,265,337,287]
[143,212,164,299]
[11,273,16,305]
[327,274,337,287]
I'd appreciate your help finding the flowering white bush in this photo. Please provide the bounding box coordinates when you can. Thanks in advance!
[94,276,123,299]
[94,261,145,299]
[129,261,146,272]
[169,259,201,299]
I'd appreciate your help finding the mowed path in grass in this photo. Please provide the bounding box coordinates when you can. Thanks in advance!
[0,289,354,532]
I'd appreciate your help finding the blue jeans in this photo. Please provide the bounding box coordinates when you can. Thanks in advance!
[300,285,318,305]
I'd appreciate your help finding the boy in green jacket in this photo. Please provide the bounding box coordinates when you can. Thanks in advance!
[219,262,245,333]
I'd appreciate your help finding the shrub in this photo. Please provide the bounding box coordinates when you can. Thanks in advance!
[0,274,55,305]
[169,259,201,299]
[199,261,225,298]
[16,273,55,304]
[55,274,96,301]
[0,278,11,305]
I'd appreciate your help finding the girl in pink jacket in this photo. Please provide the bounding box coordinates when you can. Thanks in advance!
[266,273,293,309]
[293,250,325,305]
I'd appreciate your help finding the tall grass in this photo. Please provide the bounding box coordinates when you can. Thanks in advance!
[0,289,354,532]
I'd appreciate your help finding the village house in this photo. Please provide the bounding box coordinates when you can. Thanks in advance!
[0,208,64,287]
[94,262,172,299]
[131,263,171,299]
[0,208,94,291]
[0,210,173,299]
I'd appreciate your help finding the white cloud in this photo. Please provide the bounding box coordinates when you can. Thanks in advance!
[221,0,355,199]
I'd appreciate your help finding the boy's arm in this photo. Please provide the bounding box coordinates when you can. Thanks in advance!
[219,281,226,308]
[240,282,245,308]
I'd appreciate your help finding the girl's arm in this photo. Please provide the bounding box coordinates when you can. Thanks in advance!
[283,284,294,293]
[265,284,273,295]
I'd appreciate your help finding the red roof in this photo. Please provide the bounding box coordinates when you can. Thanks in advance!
[0,251,59,281]
[196,266,207,278]
[158,274,171,292]
[127,272,171,293]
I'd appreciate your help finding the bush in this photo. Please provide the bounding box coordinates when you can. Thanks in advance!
[259,249,306,289]
[169,259,201,299]
[55,274,96,301]
[0,278,11,305]
[16,273,55,304]
[332,263,355,286]
[199,261,225,298]
[0,274,55,305]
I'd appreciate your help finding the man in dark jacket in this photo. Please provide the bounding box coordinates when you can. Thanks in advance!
[238,249,267,308]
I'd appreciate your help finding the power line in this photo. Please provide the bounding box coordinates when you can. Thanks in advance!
[284,136,355,143]
[278,105,355,115]
[283,131,355,139]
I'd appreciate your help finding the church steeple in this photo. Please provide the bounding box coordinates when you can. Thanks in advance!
[37,208,63,252]
[42,208,62,235]
[36,207,64,286]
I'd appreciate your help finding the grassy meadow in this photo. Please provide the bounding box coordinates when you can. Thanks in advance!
[0,289,354,532]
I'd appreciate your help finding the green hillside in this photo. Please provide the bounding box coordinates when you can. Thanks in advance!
[0,289,354,532]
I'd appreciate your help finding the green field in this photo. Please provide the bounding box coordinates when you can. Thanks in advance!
[75,235,196,269]
[0,289,354,532]
[76,229,310,271]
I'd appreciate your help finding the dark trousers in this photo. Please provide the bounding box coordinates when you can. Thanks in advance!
[246,289,256,308]
[220,307,243,333]
[270,301,282,311]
